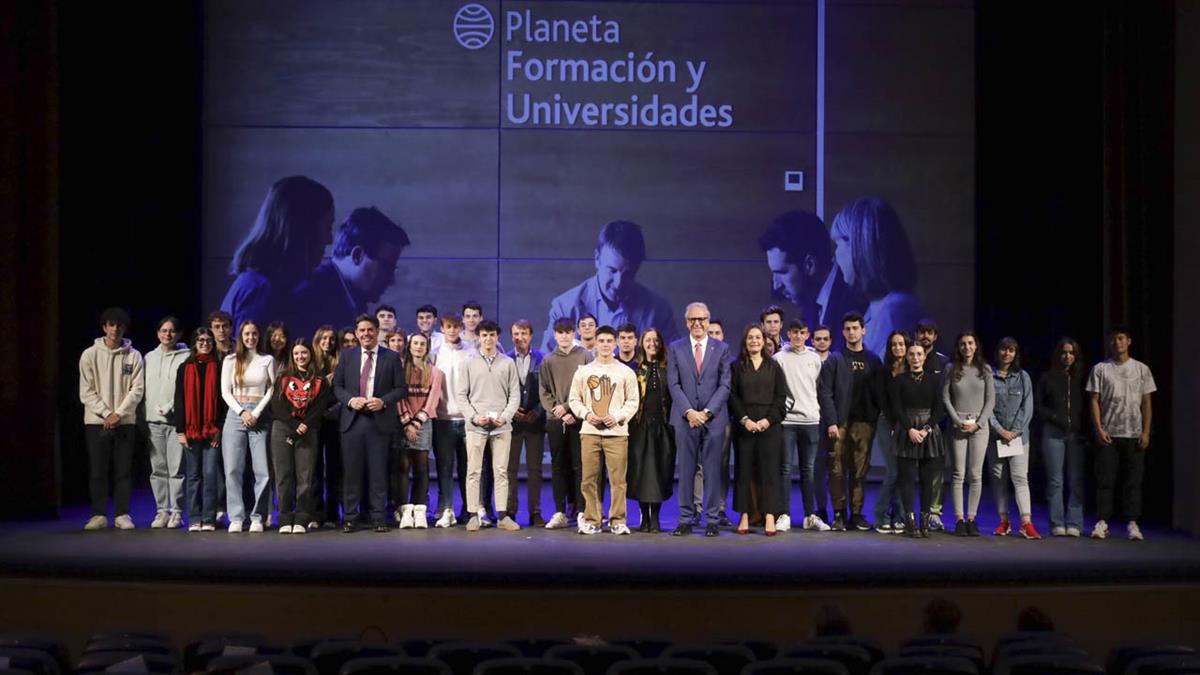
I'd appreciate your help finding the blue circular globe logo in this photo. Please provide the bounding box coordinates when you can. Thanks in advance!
[454,4,494,50]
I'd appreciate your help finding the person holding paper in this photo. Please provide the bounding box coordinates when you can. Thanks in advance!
[987,337,1039,539]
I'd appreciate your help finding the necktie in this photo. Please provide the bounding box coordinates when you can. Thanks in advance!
[694,342,703,375]
[359,350,373,398]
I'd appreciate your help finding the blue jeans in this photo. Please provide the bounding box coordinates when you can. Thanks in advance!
[221,409,270,524]
[872,419,903,523]
[184,440,221,525]
[433,419,465,513]
[1042,425,1084,530]
[781,425,821,517]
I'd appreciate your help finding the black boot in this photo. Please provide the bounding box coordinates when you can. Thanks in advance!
[649,503,661,533]
[637,503,651,532]
[920,513,932,538]
[905,513,920,538]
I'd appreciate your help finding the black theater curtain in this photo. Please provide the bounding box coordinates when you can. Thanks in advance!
[1101,1,1174,523]
[0,1,62,517]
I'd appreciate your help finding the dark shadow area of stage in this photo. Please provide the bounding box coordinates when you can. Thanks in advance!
[3,487,1198,590]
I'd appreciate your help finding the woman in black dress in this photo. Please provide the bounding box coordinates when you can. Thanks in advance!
[627,327,675,532]
[731,325,790,536]
[887,342,947,538]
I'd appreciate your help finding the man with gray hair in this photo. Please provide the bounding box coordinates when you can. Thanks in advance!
[666,302,732,537]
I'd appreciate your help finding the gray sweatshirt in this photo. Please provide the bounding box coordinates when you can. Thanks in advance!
[942,364,995,427]
[454,351,521,436]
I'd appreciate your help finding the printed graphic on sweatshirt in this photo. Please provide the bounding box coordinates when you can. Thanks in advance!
[585,374,615,417]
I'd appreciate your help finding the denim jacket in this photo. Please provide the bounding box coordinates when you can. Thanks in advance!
[990,369,1033,437]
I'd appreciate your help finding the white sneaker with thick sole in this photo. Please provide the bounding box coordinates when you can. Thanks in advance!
[1127,521,1144,541]
[611,523,631,535]
[150,512,168,529]
[167,512,183,529]
[413,505,428,529]
[84,515,109,531]
[776,514,792,532]
[435,508,456,528]
[1051,526,1067,536]
[114,514,136,530]
[1090,520,1109,539]
[398,504,415,529]
[307,521,320,530]
[228,520,244,533]
[292,524,306,534]
[545,512,569,529]
[578,521,601,535]
[201,524,216,532]
[497,516,521,531]
[249,520,264,533]
[279,525,293,534]
[1066,527,1081,537]
[806,514,832,532]
[187,523,202,532]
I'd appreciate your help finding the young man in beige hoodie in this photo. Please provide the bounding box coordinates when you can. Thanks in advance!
[569,326,640,535]
[79,307,145,530]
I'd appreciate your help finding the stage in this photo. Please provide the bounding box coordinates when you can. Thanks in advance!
[3,487,1199,590]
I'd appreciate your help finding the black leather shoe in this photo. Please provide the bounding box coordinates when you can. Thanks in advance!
[671,523,693,537]
[373,521,389,533]
[342,522,358,533]
[966,519,981,537]
[717,512,734,528]
[831,513,847,531]
[954,520,969,536]
[705,523,720,538]
[648,505,661,533]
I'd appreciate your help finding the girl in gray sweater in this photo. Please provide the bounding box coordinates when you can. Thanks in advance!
[942,332,994,536]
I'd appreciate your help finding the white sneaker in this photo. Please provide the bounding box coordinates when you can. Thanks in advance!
[611,523,631,535]
[1051,526,1067,536]
[1090,520,1109,539]
[114,514,136,530]
[413,505,428,529]
[466,516,481,532]
[578,521,601,535]
[167,512,183,529]
[307,521,320,530]
[84,515,109,531]
[497,515,521,531]
[150,512,168,529]
[806,514,832,532]
[249,520,264,533]
[776,514,792,532]
[292,524,306,534]
[228,520,244,533]
[1066,527,1081,537]
[545,512,569,529]
[398,504,415,529]
[279,525,293,534]
[1127,521,1144,541]
[187,523,202,532]
[435,508,456,528]
[201,524,216,532]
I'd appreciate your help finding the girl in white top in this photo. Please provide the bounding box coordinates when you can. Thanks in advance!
[220,320,275,532]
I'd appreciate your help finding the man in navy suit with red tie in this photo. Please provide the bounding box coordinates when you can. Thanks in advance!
[666,302,732,537]
[334,313,407,532]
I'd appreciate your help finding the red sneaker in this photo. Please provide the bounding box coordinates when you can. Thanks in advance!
[993,518,1011,536]
[1019,521,1042,539]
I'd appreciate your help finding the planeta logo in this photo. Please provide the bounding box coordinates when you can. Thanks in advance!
[453,4,494,50]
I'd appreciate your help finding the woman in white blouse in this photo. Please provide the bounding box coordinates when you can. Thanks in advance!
[221,320,275,532]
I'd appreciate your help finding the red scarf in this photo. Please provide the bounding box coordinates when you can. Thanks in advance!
[184,353,219,441]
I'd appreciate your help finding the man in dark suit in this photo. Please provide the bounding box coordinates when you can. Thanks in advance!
[333,313,407,532]
[666,302,732,537]
[505,319,546,526]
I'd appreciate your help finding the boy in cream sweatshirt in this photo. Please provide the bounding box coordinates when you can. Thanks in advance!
[79,307,145,530]
[568,326,640,535]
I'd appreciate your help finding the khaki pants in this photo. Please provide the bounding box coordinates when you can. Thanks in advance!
[828,421,875,515]
[580,434,628,526]
[466,431,511,515]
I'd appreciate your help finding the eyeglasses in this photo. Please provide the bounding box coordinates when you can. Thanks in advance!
[686,317,709,324]
[195,339,213,345]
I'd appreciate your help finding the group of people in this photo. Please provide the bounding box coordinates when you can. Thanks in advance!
[79,292,1156,541]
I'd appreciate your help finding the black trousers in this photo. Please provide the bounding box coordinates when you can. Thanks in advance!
[546,419,583,514]
[271,420,318,527]
[1095,437,1145,521]
[898,456,942,516]
[733,425,784,516]
[85,424,135,516]
[507,426,546,516]
[314,417,343,524]
[341,423,389,524]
